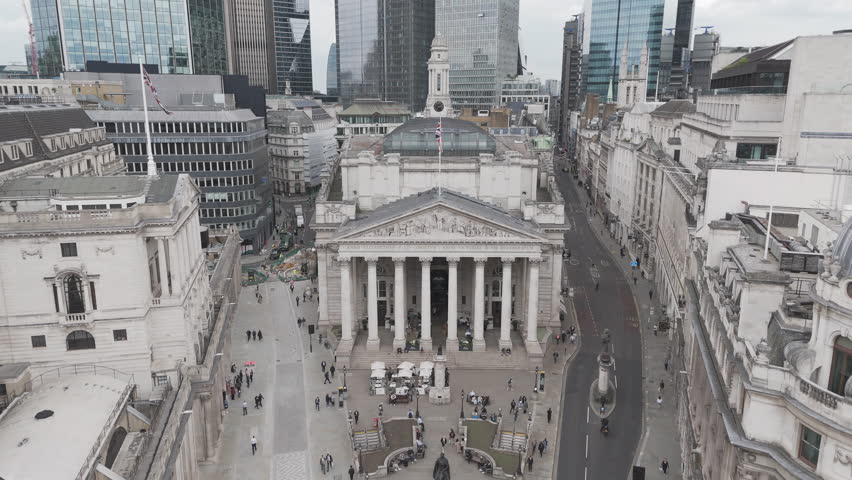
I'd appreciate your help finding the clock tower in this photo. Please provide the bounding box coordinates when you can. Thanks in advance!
[425,35,452,117]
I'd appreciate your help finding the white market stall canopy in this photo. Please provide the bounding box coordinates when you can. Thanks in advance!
[371,369,386,378]
[371,361,386,370]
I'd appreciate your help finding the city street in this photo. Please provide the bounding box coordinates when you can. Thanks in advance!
[554,161,644,479]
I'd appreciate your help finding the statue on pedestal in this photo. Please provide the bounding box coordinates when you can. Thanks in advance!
[433,452,451,480]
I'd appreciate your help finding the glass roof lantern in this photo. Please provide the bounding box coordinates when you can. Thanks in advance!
[383,118,497,156]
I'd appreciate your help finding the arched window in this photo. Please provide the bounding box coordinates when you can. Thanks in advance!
[66,330,95,350]
[64,274,85,313]
[828,336,852,396]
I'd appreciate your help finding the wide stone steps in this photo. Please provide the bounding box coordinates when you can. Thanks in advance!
[349,350,530,370]
[353,429,382,451]
[497,431,527,451]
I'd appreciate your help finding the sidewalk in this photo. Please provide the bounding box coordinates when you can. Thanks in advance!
[580,194,682,479]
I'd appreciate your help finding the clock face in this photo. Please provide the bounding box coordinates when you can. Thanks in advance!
[433,101,444,113]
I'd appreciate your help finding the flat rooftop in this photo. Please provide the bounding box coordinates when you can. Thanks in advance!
[0,374,129,480]
[0,175,178,205]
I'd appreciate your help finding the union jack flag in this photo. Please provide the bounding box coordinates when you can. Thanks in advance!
[143,68,173,115]
[435,119,442,153]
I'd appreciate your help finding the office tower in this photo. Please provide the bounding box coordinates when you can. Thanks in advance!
[334,0,434,111]
[29,0,213,76]
[669,0,695,96]
[271,0,313,96]
[690,30,720,93]
[225,0,277,92]
[188,0,228,75]
[327,43,338,95]
[657,32,674,99]
[584,0,664,101]
[436,0,520,111]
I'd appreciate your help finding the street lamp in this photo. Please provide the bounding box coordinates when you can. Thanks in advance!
[415,386,421,418]
[516,445,523,475]
[533,366,539,394]
[342,365,347,390]
[459,390,465,419]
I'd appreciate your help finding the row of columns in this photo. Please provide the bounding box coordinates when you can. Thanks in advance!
[337,255,541,352]
[154,212,201,298]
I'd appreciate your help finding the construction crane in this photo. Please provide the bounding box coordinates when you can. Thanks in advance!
[22,0,38,78]
[697,26,715,34]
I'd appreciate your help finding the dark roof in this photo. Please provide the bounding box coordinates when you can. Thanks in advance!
[383,117,496,156]
[333,188,543,239]
[651,99,696,117]
[0,105,110,173]
[0,174,179,204]
[267,110,313,128]
[712,40,793,84]
[339,100,410,116]
[720,40,793,71]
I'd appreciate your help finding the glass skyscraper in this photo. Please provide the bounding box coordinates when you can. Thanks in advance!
[584,0,664,100]
[31,0,194,75]
[436,0,520,111]
[188,0,228,75]
[271,0,314,96]
[326,43,338,95]
[334,0,434,111]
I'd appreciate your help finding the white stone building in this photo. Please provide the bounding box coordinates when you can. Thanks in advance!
[314,117,567,366]
[681,214,852,479]
[268,110,311,196]
[0,174,209,396]
[617,42,649,108]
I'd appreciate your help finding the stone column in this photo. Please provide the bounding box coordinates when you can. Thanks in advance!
[473,257,487,352]
[552,248,563,327]
[317,246,329,326]
[338,256,353,344]
[157,238,170,296]
[500,257,513,349]
[366,257,380,351]
[169,236,183,295]
[526,257,541,344]
[393,257,406,349]
[420,257,433,352]
[446,257,460,352]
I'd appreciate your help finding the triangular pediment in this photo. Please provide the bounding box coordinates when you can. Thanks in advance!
[346,206,535,240]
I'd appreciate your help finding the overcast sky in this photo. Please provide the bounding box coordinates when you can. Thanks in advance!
[2,0,851,92]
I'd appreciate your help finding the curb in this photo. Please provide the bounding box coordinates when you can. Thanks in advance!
[548,294,582,479]
[570,183,650,480]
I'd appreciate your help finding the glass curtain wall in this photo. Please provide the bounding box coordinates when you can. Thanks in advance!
[272,0,314,95]
[436,0,520,111]
[584,0,663,100]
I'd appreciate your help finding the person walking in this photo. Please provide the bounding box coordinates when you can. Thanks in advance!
[659,380,665,392]
[250,435,257,455]
[290,284,295,293]
[252,330,257,341]
[246,329,251,341]
[527,455,534,472]
[254,395,260,409]
[506,377,513,391]
[649,290,654,300]
[257,393,264,407]
[250,370,254,382]
[315,396,320,411]
[661,458,669,474]
[258,330,263,341]
[242,400,248,415]
[595,282,600,291]
[330,365,336,378]
[656,394,663,407]
[321,360,327,373]
[323,371,331,384]
[348,465,356,480]
[296,296,300,307]
[320,455,326,475]
[553,351,559,363]
[547,407,552,423]
[353,410,360,424]
[538,441,544,457]
[664,358,670,371]
[326,453,334,470]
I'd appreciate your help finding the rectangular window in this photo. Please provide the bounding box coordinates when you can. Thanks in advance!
[379,280,387,298]
[60,242,78,257]
[113,329,127,341]
[31,335,46,348]
[89,282,97,310]
[799,425,822,467]
[412,295,417,305]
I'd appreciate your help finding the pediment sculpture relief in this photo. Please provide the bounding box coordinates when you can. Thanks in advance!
[361,210,514,238]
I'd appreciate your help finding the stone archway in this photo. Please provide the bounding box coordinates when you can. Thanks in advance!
[104,426,128,468]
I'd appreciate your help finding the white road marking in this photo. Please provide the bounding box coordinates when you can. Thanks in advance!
[585,466,588,480]
[586,406,590,423]
[585,434,589,459]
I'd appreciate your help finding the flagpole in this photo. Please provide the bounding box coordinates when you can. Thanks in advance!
[140,59,156,177]
[437,118,442,197]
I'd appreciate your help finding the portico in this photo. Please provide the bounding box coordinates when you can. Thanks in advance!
[320,188,563,363]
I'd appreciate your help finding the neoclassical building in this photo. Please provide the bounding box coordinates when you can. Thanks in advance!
[313,116,566,366]
[681,215,852,480]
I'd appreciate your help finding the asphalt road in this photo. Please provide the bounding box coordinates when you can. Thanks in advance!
[554,162,644,480]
